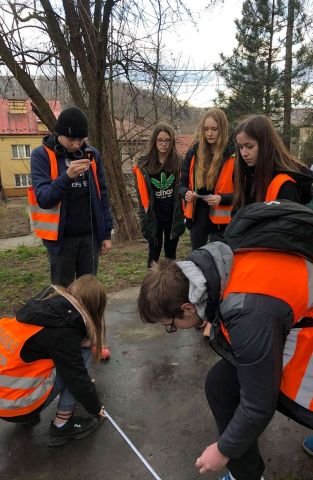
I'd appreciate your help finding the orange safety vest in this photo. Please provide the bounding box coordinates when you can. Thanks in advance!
[223,251,313,323]
[209,156,235,224]
[221,251,313,420]
[183,155,196,219]
[280,314,313,414]
[133,165,149,212]
[0,317,55,417]
[220,173,312,419]
[265,173,296,202]
[28,146,101,241]
[223,172,300,312]
[183,156,235,223]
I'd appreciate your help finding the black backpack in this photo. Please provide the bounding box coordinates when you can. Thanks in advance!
[224,200,313,262]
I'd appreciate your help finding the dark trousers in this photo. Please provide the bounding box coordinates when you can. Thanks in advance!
[148,218,179,267]
[205,294,293,480]
[205,360,265,480]
[190,205,225,250]
[48,233,99,287]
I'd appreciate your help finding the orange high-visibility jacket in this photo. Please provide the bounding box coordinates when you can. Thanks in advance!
[28,146,101,241]
[0,317,55,417]
[221,173,313,419]
[133,165,149,212]
[209,156,235,224]
[222,251,313,419]
[280,314,313,415]
[183,155,235,223]
[265,173,296,202]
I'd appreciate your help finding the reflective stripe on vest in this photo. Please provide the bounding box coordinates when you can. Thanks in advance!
[281,325,313,411]
[265,174,296,202]
[133,165,149,212]
[209,156,235,224]
[0,317,55,417]
[28,146,60,241]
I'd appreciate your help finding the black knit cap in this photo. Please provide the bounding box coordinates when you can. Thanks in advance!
[55,107,88,138]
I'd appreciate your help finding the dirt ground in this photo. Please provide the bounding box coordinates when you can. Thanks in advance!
[0,197,31,238]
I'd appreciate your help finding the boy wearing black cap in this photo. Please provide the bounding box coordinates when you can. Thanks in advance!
[30,107,113,287]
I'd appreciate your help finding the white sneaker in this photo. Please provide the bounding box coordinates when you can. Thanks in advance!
[219,473,265,480]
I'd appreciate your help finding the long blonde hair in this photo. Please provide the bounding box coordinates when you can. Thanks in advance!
[195,108,229,190]
[53,275,107,362]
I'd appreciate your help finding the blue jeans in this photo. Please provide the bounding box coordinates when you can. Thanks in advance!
[41,347,92,411]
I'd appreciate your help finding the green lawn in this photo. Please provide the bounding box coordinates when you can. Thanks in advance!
[0,232,192,316]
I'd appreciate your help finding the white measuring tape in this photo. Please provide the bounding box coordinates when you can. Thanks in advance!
[104,409,162,480]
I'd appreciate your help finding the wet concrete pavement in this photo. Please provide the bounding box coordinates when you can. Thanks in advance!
[0,287,312,480]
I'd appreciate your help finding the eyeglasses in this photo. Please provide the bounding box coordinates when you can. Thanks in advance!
[156,139,171,144]
[165,316,177,333]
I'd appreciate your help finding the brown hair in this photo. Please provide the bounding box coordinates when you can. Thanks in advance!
[234,114,306,207]
[138,259,189,323]
[140,123,182,177]
[195,108,229,190]
[66,275,107,362]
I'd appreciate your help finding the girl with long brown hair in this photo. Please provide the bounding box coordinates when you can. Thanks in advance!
[234,114,313,208]
[133,123,185,267]
[0,274,107,447]
[179,108,235,250]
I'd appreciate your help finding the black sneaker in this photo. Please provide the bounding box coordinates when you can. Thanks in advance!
[47,415,99,447]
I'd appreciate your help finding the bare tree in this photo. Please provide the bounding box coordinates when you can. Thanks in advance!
[0,0,215,240]
[282,0,295,148]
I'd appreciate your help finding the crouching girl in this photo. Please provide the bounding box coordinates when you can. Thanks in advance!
[0,274,107,447]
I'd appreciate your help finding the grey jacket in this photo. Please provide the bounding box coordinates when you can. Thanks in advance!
[179,242,293,459]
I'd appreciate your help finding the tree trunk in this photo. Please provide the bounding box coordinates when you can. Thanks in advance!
[88,90,141,241]
[265,0,275,115]
[0,34,56,130]
[283,0,295,149]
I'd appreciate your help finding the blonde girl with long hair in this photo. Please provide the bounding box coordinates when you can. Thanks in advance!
[179,108,235,250]
[0,275,107,447]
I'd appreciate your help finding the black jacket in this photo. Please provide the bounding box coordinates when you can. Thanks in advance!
[15,289,101,415]
[243,166,313,205]
[134,159,185,242]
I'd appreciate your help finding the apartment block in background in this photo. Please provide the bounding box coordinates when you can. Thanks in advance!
[0,99,61,197]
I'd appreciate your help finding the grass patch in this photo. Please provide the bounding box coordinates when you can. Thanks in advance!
[0,232,192,316]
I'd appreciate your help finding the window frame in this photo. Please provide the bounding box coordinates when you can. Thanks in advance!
[14,173,32,188]
[11,144,31,159]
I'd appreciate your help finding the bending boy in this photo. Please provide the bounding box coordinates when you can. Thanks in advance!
[138,242,313,480]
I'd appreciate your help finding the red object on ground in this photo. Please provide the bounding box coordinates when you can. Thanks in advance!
[91,346,111,360]
[101,347,111,360]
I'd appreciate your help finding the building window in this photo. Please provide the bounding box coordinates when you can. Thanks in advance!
[14,174,32,187]
[11,144,31,159]
[9,100,27,114]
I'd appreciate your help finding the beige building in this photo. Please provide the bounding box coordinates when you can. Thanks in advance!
[0,99,61,197]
